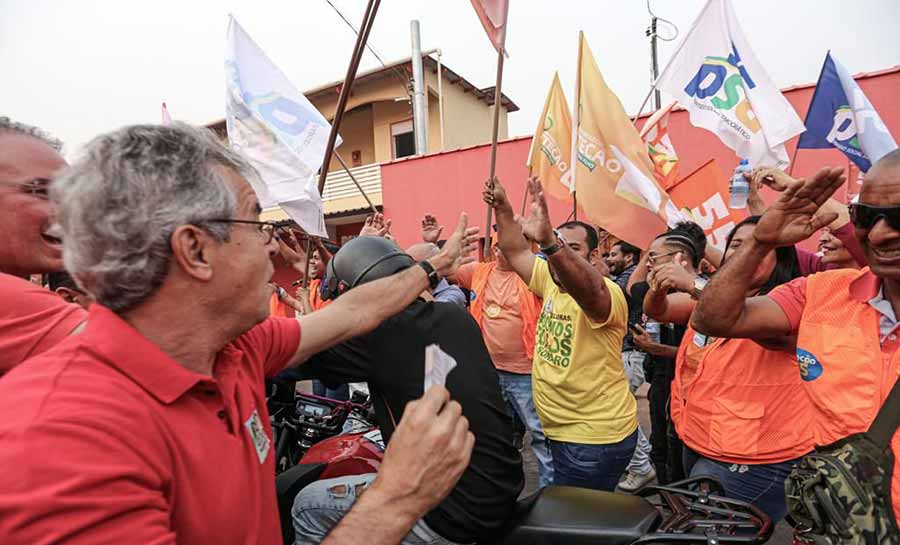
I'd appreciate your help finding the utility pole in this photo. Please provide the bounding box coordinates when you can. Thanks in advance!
[410,20,428,155]
[647,14,661,111]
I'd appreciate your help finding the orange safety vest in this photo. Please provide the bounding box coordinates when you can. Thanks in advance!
[469,262,540,359]
[308,278,330,311]
[269,292,295,318]
[797,268,900,522]
[672,324,815,465]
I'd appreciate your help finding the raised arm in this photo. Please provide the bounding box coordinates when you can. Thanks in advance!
[483,177,536,283]
[289,214,479,365]
[519,176,614,323]
[692,167,846,338]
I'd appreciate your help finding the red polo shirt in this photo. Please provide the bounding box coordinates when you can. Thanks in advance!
[0,272,86,376]
[0,305,300,545]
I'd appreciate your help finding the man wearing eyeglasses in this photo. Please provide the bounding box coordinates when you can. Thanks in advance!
[690,154,900,524]
[0,123,481,545]
[0,118,86,376]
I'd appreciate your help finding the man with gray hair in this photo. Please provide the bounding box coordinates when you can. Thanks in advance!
[406,242,467,306]
[0,123,480,545]
[0,117,86,375]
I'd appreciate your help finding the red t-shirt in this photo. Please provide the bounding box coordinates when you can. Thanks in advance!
[0,272,86,376]
[0,304,301,545]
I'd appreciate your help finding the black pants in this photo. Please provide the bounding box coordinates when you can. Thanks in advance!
[648,366,685,485]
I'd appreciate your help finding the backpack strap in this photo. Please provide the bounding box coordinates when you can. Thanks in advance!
[867,376,900,448]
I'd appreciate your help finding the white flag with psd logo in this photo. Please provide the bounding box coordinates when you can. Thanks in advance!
[655,0,805,168]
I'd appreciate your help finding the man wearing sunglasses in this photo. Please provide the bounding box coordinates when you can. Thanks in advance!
[0,118,87,376]
[690,154,900,525]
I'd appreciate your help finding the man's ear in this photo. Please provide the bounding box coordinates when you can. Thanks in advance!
[589,247,601,265]
[170,225,216,282]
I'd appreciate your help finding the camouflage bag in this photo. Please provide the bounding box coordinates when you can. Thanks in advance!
[786,381,900,545]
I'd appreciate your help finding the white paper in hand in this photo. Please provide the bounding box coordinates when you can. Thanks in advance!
[424,344,458,391]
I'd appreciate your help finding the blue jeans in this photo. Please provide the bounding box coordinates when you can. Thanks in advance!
[497,371,554,487]
[549,430,638,491]
[292,473,463,545]
[621,350,653,476]
[683,446,798,523]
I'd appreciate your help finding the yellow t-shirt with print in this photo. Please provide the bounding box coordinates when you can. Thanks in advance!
[528,258,637,444]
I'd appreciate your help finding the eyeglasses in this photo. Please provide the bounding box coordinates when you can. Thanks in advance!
[647,250,681,264]
[205,219,284,244]
[849,203,900,231]
[5,179,51,199]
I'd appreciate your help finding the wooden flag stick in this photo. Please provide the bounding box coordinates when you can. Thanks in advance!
[334,151,379,215]
[573,190,578,221]
[484,48,505,259]
[317,0,380,195]
[786,144,801,177]
[302,234,313,289]
[520,167,532,216]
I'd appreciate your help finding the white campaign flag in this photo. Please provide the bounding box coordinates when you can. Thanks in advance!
[655,0,805,168]
[225,15,339,237]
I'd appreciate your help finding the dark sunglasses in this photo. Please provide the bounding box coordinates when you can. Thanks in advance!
[849,203,900,231]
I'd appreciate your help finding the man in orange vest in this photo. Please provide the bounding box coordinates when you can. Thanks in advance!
[691,158,900,524]
[422,213,553,487]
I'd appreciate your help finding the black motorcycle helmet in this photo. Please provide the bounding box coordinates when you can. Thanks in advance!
[322,236,415,300]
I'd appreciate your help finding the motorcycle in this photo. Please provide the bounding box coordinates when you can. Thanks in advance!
[276,469,773,545]
[268,383,773,545]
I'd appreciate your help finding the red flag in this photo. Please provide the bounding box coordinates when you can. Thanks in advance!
[667,159,746,251]
[161,102,172,126]
[470,0,509,55]
[639,101,680,190]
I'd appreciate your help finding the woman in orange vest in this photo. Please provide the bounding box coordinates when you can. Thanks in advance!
[640,217,815,523]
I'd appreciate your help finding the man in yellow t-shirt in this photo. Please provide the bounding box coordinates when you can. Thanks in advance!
[484,175,638,491]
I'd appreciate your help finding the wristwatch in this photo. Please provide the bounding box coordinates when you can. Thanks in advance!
[690,276,708,300]
[418,260,441,290]
[540,230,566,256]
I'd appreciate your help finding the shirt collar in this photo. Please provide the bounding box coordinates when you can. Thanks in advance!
[849,268,881,303]
[82,305,217,404]
[433,278,450,293]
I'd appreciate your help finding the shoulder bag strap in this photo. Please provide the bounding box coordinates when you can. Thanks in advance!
[868,376,900,448]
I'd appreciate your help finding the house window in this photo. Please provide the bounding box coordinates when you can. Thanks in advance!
[391,119,416,159]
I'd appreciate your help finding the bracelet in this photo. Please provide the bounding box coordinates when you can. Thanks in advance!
[540,229,566,256]
[418,260,441,290]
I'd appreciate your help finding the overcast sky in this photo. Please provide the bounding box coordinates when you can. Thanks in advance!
[2,0,898,157]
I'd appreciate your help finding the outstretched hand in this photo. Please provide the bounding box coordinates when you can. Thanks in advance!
[516,176,555,247]
[421,214,444,243]
[753,166,846,247]
[360,213,392,238]
[431,213,480,278]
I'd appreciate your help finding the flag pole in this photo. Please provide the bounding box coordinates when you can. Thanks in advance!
[484,47,505,259]
[570,32,583,225]
[787,144,801,177]
[573,191,578,221]
[335,151,379,215]
[318,0,380,195]
[302,235,313,289]
[521,166,532,215]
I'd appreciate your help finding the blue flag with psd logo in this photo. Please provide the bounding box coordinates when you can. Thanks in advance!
[798,52,897,172]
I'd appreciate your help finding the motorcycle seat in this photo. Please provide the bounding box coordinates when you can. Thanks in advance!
[490,486,661,545]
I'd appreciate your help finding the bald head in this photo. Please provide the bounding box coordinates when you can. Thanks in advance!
[861,149,900,208]
[406,242,440,262]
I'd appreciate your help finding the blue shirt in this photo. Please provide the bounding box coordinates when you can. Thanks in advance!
[434,278,467,307]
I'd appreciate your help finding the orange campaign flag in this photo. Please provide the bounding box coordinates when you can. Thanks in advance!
[526,72,574,201]
[667,159,747,251]
[571,32,683,250]
[470,0,509,55]
[639,101,680,190]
